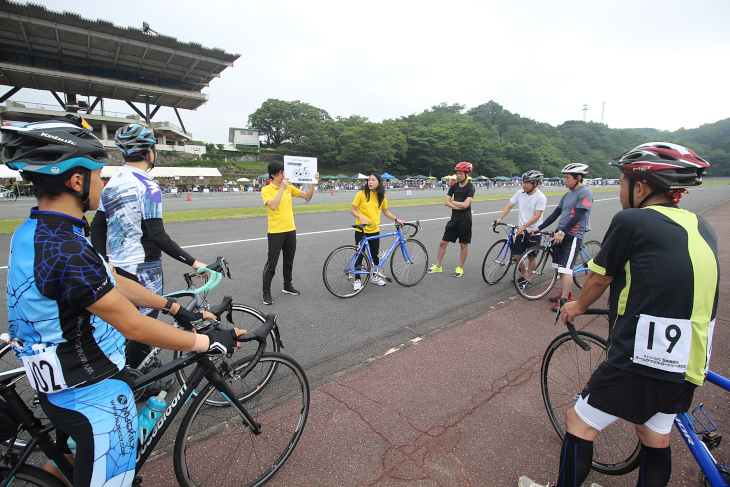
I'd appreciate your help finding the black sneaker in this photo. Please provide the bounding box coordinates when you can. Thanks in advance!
[282,285,300,295]
[141,377,174,398]
[262,292,273,305]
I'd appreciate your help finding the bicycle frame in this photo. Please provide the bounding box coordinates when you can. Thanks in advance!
[0,348,262,486]
[345,228,412,277]
[675,370,730,487]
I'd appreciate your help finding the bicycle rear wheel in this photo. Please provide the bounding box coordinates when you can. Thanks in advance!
[573,240,602,289]
[481,239,511,284]
[5,192,17,202]
[514,246,557,300]
[390,239,428,286]
[0,465,67,486]
[541,331,641,475]
[323,245,370,298]
[174,352,310,487]
[173,304,280,407]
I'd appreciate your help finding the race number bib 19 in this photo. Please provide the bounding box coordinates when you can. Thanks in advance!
[633,314,692,373]
[21,348,69,393]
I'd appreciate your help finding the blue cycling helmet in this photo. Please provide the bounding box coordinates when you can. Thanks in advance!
[1,115,108,174]
[114,124,156,157]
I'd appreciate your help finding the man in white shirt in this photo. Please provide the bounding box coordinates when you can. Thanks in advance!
[493,170,547,285]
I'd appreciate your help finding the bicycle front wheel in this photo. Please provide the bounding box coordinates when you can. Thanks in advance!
[5,192,17,202]
[323,245,370,298]
[174,352,310,487]
[390,239,428,286]
[514,246,557,300]
[541,331,641,475]
[0,465,67,486]
[174,304,280,407]
[573,240,602,289]
[481,239,511,284]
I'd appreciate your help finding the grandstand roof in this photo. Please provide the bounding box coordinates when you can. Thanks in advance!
[0,0,240,110]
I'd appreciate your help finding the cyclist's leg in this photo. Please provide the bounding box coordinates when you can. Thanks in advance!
[39,372,137,487]
[457,220,471,268]
[354,231,366,271]
[118,263,162,369]
[634,421,673,487]
[368,233,380,266]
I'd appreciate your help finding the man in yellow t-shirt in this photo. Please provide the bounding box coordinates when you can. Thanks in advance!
[261,161,320,305]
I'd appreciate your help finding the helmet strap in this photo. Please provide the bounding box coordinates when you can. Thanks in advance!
[80,169,91,213]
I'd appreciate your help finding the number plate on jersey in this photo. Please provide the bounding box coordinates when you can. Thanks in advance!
[633,314,691,373]
[21,348,69,393]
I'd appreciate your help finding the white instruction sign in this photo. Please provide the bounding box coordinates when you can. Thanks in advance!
[284,155,317,184]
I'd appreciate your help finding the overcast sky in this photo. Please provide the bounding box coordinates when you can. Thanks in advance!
[10,0,730,144]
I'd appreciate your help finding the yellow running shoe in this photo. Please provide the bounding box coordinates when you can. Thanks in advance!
[453,267,464,277]
[427,265,442,273]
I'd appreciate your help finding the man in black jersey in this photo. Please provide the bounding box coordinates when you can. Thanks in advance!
[520,143,718,487]
[427,162,476,278]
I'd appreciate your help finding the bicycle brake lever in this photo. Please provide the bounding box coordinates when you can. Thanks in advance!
[557,298,591,351]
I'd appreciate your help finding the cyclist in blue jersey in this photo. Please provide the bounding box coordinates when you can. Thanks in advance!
[531,163,593,311]
[90,124,208,395]
[3,116,243,487]
[520,143,718,487]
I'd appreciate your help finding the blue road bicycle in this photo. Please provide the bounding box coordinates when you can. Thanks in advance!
[514,230,601,300]
[322,221,429,298]
[481,222,530,285]
[543,301,730,485]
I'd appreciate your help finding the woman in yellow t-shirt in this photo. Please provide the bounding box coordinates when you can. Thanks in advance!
[350,173,405,288]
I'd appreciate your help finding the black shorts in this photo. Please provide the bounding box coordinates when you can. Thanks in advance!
[581,362,697,424]
[551,235,581,274]
[512,233,542,256]
[442,219,472,244]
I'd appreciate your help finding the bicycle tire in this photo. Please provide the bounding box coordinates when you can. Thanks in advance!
[573,240,602,289]
[514,246,557,300]
[481,239,511,284]
[174,352,310,487]
[0,465,67,486]
[173,304,280,407]
[323,245,370,298]
[5,192,17,203]
[390,239,428,287]
[541,331,641,475]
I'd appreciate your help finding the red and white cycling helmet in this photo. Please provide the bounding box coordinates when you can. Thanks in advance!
[455,161,472,173]
[609,142,709,188]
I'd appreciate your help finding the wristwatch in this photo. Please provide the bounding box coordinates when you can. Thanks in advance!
[557,230,566,236]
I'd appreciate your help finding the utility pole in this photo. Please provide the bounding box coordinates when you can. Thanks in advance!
[582,104,588,121]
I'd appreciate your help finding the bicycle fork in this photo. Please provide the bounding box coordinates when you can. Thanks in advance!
[205,363,261,435]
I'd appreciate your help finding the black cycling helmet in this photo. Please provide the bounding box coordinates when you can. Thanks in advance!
[521,170,543,184]
[115,124,157,164]
[1,115,108,212]
[609,142,708,189]
[1,115,108,174]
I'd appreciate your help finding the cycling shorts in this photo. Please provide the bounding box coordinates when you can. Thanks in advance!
[575,362,696,430]
[442,219,472,244]
[512,233,542,257]
[551,235,580,274]
[39,370,137,487]
[117,261,163,318]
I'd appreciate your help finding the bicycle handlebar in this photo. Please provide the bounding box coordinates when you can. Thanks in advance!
[352,221,421,238]
[491,221,517,233]
[553,297,609,351]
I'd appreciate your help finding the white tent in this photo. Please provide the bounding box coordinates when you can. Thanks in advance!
[236,177,250,182]
[0,165,22,181]
[351,173,369,179]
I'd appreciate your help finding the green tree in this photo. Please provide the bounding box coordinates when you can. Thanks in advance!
[248,99,331,148]
[338,122,406,174]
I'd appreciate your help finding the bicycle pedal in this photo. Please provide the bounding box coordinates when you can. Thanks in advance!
[702,432,723,450]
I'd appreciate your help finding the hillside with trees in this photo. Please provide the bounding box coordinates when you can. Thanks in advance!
[245,98,730,178]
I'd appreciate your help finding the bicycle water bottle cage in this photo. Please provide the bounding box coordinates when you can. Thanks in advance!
[691,403,722,449]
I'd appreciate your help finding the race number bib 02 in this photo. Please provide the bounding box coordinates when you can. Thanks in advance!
[21,348,69,393]
[633,314,692,373]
